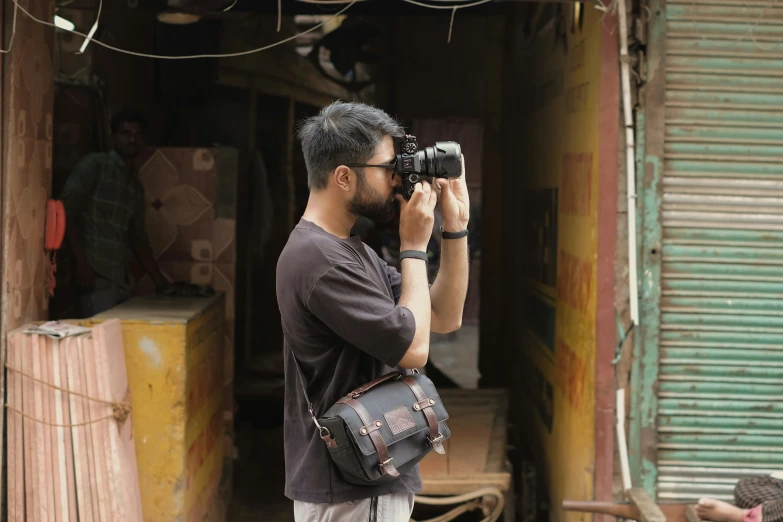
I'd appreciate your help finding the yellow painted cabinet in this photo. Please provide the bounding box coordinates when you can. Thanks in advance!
[85,295,225,522]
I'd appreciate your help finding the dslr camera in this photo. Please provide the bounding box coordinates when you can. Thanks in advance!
[395,134,462,199]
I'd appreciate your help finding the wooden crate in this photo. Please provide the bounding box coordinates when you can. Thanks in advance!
[419,388,511,494]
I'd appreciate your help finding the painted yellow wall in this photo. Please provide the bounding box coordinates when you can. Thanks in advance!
[517,6,602,521]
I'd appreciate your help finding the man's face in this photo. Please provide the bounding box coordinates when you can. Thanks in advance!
[347,136,400,223]
[114,121,145,160]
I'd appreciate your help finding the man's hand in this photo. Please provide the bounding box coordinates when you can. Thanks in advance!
[436,154,470,232]
[396,181,438,252]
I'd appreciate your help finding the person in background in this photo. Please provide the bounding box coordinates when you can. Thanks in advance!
[697,474,783,522]
[60,108,167,317]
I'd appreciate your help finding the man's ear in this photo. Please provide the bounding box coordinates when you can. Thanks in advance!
[333,166,353,192]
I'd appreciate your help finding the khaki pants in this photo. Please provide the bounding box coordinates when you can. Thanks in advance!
[294,493,415,522]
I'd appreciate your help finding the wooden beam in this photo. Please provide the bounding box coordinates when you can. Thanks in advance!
[419,473,512,495]
[627,488,667,522]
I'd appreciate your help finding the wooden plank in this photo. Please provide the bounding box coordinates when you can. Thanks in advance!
[77,335,102,521]
[65,336,95,522]
[418,437,450,477]
[90,324,120,521]
[21,333,37,522]
[446,411,495,475]
[31,334,52,522]
[45,336,64,522]
[52,336,76,522]
[93,319,144,521]
[562,500,641,519]
[82,334,110,521]
[419,473,512,495]
[627,488,667,522]
[57,335,79,522]
[6,331,18,522]
[13,332,25,522]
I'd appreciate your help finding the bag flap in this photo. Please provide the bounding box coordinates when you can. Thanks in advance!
[322,373,449,457]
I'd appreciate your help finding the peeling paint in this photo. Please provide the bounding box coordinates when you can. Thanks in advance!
[140,337,163,368]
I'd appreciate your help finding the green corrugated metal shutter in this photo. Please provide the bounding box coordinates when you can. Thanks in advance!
[658,0,783,502]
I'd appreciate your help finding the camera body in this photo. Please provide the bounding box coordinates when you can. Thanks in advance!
[396,134,462,199]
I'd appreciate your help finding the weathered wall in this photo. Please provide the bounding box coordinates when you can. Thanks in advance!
[2,0,55,337]
[501,5,618,520]
[1,0,57,512]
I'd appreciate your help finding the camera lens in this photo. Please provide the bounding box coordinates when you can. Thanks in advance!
[421,142,462,179]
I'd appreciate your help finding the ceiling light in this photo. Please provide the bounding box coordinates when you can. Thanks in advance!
[54,15,75,31]
[157,10,201,24]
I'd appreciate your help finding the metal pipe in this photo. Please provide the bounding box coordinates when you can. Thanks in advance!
[617,388,633,491]
[618,0,640,325]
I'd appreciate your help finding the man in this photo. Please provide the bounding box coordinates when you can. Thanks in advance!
[697,474,783,522]
[276,101,470,521]
[60,108,166,317]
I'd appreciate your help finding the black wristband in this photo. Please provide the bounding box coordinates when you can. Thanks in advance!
[440,226,469,240]
[399,250,428,262]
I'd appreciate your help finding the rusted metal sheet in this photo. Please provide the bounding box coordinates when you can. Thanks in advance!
[655,0,783,502]
[632,0,666,499]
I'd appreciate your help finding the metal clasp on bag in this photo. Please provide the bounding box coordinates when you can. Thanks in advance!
[379,457,393,470]
[310,407,330,437]
[428,433,444,446]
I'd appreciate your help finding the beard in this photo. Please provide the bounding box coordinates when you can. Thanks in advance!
[347,174,397,223]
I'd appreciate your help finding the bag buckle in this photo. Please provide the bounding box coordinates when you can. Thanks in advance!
[428,433,444,446]
[380,457,393,467]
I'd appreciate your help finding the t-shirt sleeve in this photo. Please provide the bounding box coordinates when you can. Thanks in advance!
[307,263,416,368]
[385,263,403,303]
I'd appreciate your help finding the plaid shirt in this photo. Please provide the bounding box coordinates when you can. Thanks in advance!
[60,150,148,286]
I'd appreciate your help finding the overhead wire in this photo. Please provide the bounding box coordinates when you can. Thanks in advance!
[11,0,357,59]
[0,0,19,54]
[77,0,102,53]
[10,0,495,60]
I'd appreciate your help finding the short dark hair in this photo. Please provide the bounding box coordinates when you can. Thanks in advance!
[297,101,404,190]
[110,108,148,134]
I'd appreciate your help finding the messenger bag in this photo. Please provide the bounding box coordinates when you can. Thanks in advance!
[291,353,450,486]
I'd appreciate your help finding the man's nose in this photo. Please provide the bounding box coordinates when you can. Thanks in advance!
[391,172,401,187]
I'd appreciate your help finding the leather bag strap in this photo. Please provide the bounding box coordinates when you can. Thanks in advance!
[337,397,400,477]
[289,349,337,447]
[402,376,445,455]
[289,350,318,420]
[347,371,404,398]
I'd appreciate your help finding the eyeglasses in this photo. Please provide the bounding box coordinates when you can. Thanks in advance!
[345,161,397,171]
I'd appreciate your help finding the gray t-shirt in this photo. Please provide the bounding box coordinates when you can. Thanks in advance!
[276,219,421,503]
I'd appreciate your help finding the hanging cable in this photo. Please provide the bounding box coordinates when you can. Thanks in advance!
[447,6,457,43]
[11,0,496,59]
[0,0,19,54]
[402,0,493,9]
[11,0,356,60]
[77,0,102,54]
